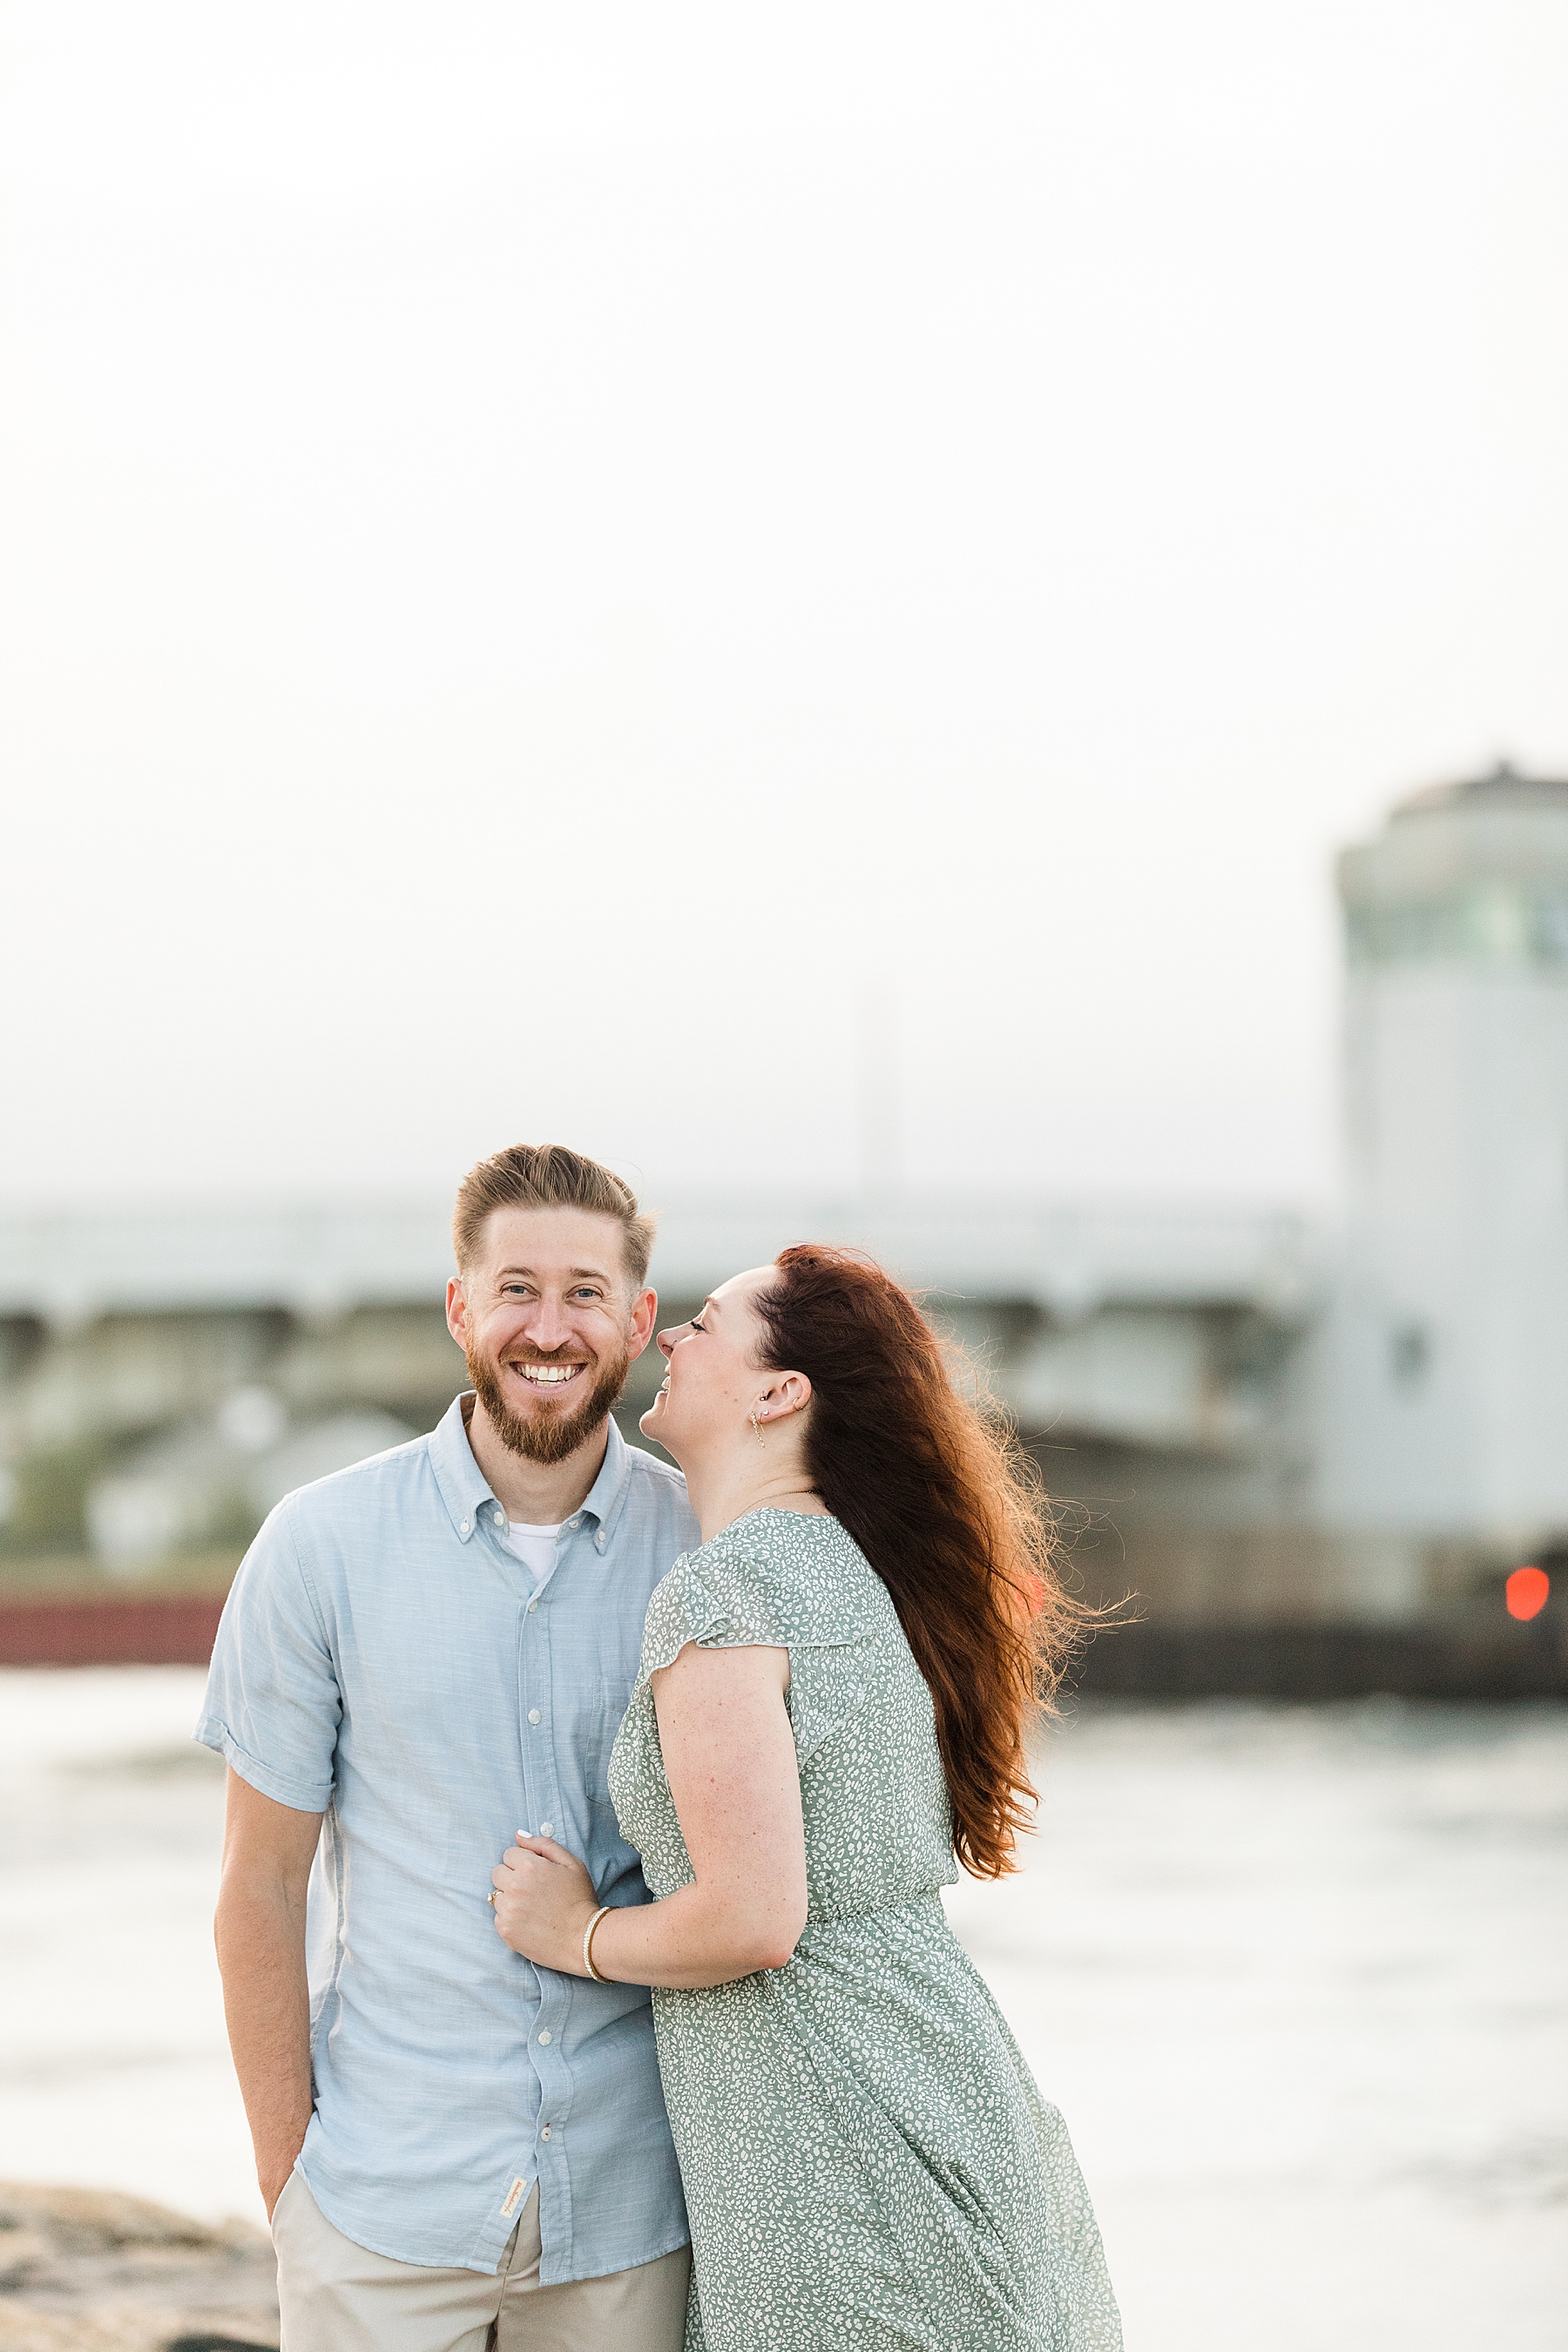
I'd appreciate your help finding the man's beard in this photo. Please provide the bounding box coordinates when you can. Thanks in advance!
[467,1340,633,1467]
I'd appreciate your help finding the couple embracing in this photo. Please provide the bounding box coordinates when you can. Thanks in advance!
[199,1143,1121,2351]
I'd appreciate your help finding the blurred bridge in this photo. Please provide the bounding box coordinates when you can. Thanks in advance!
[0,1193,1321,1617]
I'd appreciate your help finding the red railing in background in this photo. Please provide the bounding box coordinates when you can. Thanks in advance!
[1,1587,1558,1687]
[0,1593,226,1667]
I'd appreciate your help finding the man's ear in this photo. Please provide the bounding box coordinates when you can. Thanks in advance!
[629,1286,659,1356]
[446,1276,470,1348]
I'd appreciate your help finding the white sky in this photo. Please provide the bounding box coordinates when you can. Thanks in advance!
[3,1,1565,1212]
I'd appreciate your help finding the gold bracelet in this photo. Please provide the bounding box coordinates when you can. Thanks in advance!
[582,1904,612,1983]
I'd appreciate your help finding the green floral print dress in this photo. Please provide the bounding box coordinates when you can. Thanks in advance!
[607,1509,1122,2352]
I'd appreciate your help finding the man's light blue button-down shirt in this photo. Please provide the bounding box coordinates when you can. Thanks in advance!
[196,1396,700,2279]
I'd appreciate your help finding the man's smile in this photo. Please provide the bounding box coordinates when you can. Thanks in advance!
[510,1362,587,1389]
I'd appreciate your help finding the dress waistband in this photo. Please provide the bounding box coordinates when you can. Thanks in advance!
[800,1890,950,1930]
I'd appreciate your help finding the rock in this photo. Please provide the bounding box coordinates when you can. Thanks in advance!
[0,2184,277,2351]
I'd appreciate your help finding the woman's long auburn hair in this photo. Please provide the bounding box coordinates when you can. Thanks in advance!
[753,1244,1086,1880]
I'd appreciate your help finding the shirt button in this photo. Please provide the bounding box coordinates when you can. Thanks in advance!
[540,2124,552,2141]
[538,1821,553,1838]
[528,1709,541,1726]
[537,2029,552,2045]
[527,1598,538,1614]
[596,1534,605,1551]
[459,1519,470,1534]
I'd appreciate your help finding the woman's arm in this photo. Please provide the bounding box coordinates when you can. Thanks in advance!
[490,1642,808,1989]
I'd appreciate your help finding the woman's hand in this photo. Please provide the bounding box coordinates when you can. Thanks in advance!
[490,1835,599,1973]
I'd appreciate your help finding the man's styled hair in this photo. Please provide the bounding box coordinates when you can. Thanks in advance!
[452,1144,657,1290]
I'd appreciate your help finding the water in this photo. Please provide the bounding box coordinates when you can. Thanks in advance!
[2,1672,1564,2349]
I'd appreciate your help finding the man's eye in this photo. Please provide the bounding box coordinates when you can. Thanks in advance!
[571,1288,600,1302]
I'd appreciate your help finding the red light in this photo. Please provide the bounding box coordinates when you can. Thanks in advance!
[1505,1566,1550,1621]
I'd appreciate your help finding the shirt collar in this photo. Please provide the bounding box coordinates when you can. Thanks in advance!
[579,1415,633,1540]
[429,1393,495,1540]
[429,1392,635,1544]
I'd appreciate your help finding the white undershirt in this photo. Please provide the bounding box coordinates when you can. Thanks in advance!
[500,1518,564,1589]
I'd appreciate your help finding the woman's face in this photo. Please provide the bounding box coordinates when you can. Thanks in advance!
[639,1265,778,1459]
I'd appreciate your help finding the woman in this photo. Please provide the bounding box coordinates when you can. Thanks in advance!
[490,1245,1121,2351]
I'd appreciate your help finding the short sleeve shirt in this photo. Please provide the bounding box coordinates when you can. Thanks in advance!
[195,1398,700,2280]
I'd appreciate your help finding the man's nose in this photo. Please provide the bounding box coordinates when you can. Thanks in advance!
[524,1298,577,1350]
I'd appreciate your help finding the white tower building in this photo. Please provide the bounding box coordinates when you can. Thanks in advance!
[1316,762,1568,1606]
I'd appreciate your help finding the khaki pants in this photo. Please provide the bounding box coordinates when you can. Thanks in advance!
[272,2171,691,2352]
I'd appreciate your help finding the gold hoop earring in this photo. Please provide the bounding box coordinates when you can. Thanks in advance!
[749,1412,767,1448]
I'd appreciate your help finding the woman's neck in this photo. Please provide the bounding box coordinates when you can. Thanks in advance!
[680,1445,829,1544]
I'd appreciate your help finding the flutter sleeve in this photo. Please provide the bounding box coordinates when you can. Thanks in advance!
[633,1523,875,1767]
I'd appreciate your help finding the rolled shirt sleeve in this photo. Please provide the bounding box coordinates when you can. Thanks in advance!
[195,1496,340,1815]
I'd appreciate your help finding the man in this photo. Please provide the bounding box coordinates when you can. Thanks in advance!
[198,1144,700,2351]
